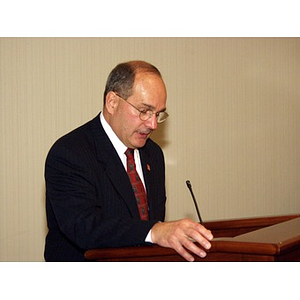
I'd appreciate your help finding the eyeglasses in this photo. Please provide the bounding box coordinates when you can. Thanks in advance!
[115,92,169,123]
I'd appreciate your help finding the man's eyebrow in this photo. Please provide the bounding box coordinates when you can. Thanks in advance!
[141,102,166,112]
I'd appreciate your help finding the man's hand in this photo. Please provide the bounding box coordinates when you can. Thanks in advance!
[151,219,213,262]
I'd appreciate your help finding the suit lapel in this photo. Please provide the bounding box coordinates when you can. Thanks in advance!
[90,115,140,219]
[105,158,141,219]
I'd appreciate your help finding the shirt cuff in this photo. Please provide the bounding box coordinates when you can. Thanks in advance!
[145,229,153,243]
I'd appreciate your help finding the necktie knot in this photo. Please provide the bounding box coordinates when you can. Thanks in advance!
[125,148,134,158]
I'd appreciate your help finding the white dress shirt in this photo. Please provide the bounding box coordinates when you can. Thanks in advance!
[100,112,146,187]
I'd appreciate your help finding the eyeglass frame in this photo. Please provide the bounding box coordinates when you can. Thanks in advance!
[114,92,169,123]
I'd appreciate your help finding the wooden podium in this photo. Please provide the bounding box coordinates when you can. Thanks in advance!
[85,214,300,262]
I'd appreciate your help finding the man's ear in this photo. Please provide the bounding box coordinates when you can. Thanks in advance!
[105,91,119,114]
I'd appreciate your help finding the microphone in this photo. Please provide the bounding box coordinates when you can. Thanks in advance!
[186,180,203,224]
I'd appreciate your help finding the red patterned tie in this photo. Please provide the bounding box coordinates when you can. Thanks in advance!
[125,148,149,220]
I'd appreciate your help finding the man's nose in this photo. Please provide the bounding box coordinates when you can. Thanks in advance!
[145,114,158,130]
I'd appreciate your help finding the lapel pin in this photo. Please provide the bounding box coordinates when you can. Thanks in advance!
[147,164,151,171]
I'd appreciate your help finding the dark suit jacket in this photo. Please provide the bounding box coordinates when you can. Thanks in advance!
[44,114,166,261]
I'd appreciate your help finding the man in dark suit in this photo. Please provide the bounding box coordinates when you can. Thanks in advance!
[44,60,213,261]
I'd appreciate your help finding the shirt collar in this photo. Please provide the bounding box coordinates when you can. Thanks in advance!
[100,112,127,157]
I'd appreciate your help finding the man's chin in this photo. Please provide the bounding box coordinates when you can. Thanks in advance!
[132,139,148,149]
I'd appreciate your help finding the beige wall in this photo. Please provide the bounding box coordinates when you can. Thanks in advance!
[1,37,300,261]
